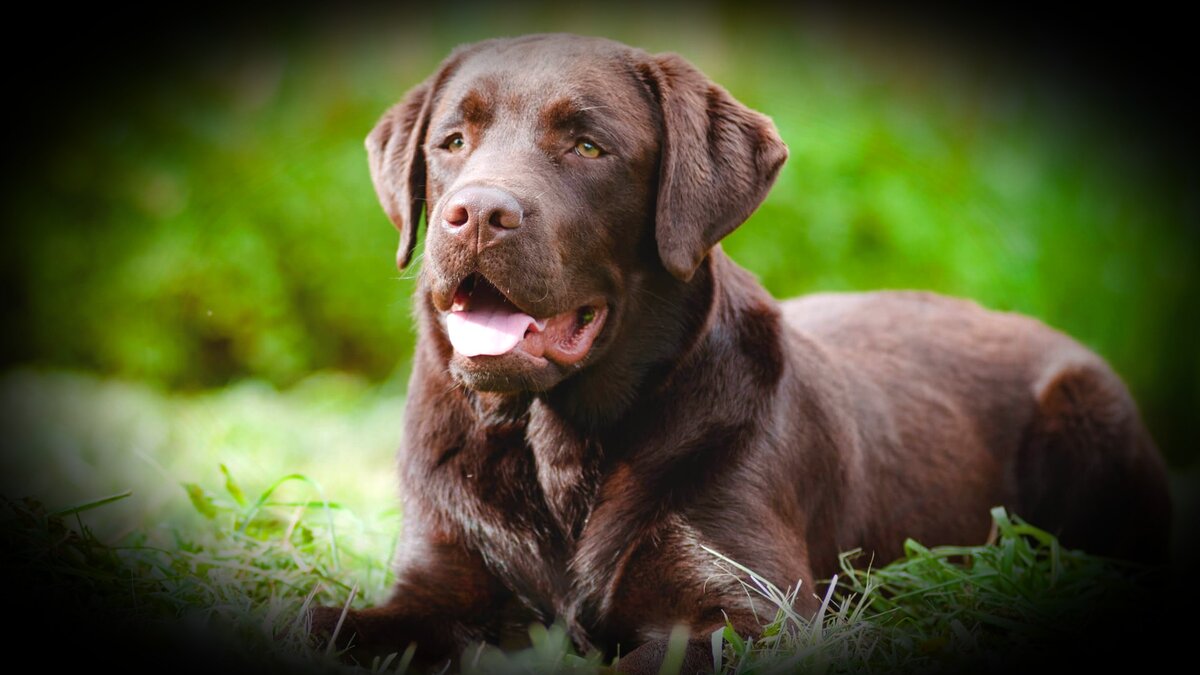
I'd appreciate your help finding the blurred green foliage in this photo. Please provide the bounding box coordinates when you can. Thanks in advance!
[5,7,1196,461]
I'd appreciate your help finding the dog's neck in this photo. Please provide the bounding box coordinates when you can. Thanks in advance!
[539,248,778,435]
[539,251,718,429]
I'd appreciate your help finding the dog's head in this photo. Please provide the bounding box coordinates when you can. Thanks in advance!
[369,34,786,393]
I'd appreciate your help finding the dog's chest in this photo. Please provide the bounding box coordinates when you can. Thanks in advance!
[439,417,602,619]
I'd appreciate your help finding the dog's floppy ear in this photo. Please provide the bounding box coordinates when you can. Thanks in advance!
[641,54,788,282]
[367,79,435,270]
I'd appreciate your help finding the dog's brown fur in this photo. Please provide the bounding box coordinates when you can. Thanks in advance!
[310,34,1171,672]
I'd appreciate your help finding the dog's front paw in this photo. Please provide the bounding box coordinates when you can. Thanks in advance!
[617,637,714,675]
[305,603,423,665]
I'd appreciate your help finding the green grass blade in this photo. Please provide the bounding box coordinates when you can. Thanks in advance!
[239,472,340,569]
[48,490,133,517]
[658,624,690,675]
[723,622,746,655]
[182,483,219,519]
[711,625,725,673]
[395,643,417,674]
[220,463,247,507]
[262,501,345,509]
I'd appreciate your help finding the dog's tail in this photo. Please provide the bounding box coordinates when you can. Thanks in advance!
[1017,360,1172,565]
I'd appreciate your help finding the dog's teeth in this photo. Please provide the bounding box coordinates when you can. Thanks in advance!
[451,300,466,312]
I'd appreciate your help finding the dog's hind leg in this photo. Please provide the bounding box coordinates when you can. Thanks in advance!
[1016,361,1172,564]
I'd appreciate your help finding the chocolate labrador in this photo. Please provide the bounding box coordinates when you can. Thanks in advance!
[310,34,1171,672]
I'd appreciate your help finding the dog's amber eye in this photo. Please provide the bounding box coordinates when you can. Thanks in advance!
[574,140,602,159]
[445,134,466,153]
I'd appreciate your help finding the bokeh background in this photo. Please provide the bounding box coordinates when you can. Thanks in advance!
[1,2,1196,568]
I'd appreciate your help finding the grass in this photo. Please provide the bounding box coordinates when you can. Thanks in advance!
[0,369,1168,673]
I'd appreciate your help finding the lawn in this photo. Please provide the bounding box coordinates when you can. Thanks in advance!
[0,369,1180,673]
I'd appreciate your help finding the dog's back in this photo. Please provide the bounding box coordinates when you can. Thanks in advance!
[782,290,1171,565]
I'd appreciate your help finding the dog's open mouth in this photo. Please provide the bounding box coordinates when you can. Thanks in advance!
[444,274,607,366]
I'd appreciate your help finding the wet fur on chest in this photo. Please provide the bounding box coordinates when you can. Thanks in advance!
[423,395,598,623]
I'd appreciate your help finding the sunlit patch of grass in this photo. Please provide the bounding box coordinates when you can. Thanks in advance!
[1,465,399,672]
[0,367,404,565]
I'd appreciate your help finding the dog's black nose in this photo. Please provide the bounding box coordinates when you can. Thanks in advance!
[442,186,523,241]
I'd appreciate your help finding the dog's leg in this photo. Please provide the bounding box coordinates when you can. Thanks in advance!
[308,535,508,666]
[615,609,764,675]
[1018,362,1171,564]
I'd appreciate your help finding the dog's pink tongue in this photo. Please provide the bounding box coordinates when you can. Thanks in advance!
[446,308,540,357]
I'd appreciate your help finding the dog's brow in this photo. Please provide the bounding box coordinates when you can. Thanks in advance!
[459,89,494,127]
[539,97,608,130]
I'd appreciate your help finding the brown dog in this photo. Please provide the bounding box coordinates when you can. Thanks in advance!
[310,34,1171,672]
